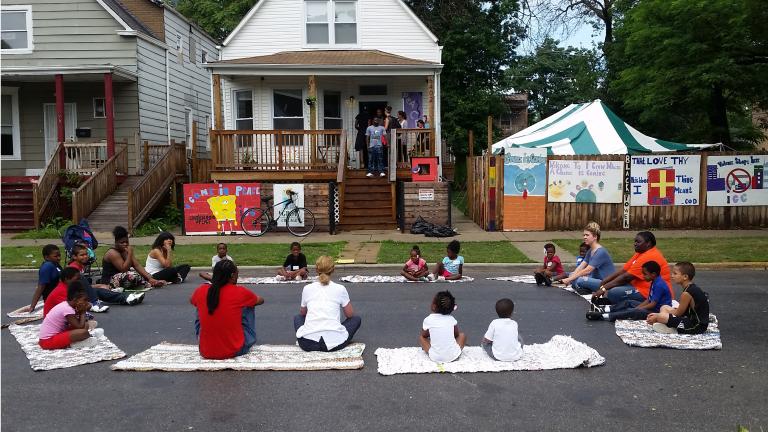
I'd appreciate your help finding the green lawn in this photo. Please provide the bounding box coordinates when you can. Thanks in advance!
[554,237,768,263]
[377,241,534,264]
[1,242,346,269]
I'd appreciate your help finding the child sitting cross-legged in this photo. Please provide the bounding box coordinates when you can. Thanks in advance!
[534,243,564,286]
[401,245,429,281]
[38,281,100,350]
[428,240,464,281]
[647,262,710,335]
[199,243,234,282]
[419,290,466,363]
[482,298,524,362]
[552,242,588,283]
[277,242,308,281]
[586,260,672,322]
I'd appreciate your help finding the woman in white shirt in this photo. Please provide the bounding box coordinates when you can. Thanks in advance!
[293,255,361,352]
[145,232,191,283]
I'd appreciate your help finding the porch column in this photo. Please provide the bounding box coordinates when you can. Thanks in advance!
[212,74,223,130]
[55,74,66,166]
[308,75,317,130]
[104,73,115,158]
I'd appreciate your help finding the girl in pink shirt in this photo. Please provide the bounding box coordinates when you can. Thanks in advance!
[401,246,429,281]
[38,281,97,350]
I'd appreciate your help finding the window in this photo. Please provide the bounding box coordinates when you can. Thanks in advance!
[93,98,106,118]
[305,1,357,45]
[1,6,33,54]
[1,87,21,160]
[233,90,253,130]
[359,85,387,96]
[323,91,342,129]
[201,50,207,63]
[188,34,196,64]
[273,89,304,130]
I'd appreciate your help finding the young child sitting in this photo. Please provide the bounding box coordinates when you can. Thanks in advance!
[534,243,564,286]
[419,290,466,363]
[70,244,144,310]
[482,298,524,362]
[587,260,672,321]
[26,244,62,313]
[199,243,233,282]
[43,267,81,317]
[553,243,588,283]
[401,245,428,281]
[277,242,308,281]
[428,240,464,281]
[38,281,100,350]
[647,262,710,334]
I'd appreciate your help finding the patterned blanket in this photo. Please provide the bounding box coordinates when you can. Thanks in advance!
[375,335,605,375]
[9,324,126,371]
[614,314,722,350]
[111,342,366,371]
[237,276,320,285]
[486,275,539,284]
[7,301,44,319]
[340,275,474,283]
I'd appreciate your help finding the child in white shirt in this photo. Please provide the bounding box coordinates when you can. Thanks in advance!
[199,243,234,282]
[482,298,523,362]
[419,290,466,362]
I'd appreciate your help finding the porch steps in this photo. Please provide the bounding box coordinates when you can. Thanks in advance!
[86,176,143,233]
[339,170,396,231]
[1,179,35,232]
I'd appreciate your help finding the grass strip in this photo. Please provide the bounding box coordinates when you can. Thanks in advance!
[376,240,534,264]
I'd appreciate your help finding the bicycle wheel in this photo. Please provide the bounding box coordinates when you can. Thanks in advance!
[285,207,315,237]
[240,207,271,237]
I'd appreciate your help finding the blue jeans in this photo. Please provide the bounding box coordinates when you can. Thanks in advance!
[606,285,645,304]
[195,307,257,357]
[293,314,362,352]
[572,276,602,292]
[607,299,649,321]
[368,146,383,174]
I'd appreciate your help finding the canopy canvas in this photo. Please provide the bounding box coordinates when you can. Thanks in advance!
[492,100,720,155]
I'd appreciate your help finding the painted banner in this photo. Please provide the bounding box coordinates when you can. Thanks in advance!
[547,160,624,203]
[402,92,422,129]
[706,155,767,206]
[630,155,701,206]
[183,183,260,235]
[273,184,305,226]
[503,147,547,197]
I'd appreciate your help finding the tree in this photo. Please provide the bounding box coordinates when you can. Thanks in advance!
[174,0,257,42]
[608,0,768,146]
[507,37,602,123]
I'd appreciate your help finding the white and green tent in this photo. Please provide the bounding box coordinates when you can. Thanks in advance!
[492,100,720,155]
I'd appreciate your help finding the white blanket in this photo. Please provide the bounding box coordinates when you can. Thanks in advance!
[374,335,605,375]
[237,276,319,284]
[486,275,539,284]
[7,301,44,319]
[9,324,126,371]
[615,314,722,350]
[341,275,474,283]
[111,342,365,371]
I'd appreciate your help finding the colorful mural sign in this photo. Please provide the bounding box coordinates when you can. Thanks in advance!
[183,183,261,235]
[706,155,767,206]
[273,184,305,226]
[630,155,701,206]
[503,147,547,198]
[547,160,624,203]
[402,92,423,128]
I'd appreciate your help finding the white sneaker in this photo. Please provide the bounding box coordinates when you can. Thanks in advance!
[380,172,386,177]
[71,337,98,349]
[126,292,145,305]
[89,328,104,338]
[427,274,436,281]
[437,276,446,281]
[652,322,677,334]
[91,301,110,313]
[366,172,373,177]
[276,275,287,281]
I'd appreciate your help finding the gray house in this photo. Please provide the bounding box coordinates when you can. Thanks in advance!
[1,0,218,230]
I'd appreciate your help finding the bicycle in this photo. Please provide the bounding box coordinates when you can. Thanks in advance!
[240,191,316,237]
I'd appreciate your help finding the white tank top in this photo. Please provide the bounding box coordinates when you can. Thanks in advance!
[145,254,164,275]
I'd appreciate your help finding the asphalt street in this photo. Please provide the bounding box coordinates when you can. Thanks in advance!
[2,268,766,432]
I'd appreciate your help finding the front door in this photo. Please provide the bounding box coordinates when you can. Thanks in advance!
[43,103,76,160]
[358,101,388,122]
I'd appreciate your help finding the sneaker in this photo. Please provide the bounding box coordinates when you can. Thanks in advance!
[586,311,603,321]
[591,297,612,306]
[276,275,287,281]
[71,337,98,349]
[419,276,429,282]
[91,301,110,313]
[89,328,104,339]
[652,322,677,334]
[589,303,604,314]
[126,292,145,306]
[427,274,436,281]
[437,275,446,282]
[176,276,184,284]
[576,287,593,295]
[366,172,373,177]
[380,172,386,177]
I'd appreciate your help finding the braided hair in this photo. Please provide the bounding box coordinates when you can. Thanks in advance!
[207,259,237,315]
[433,290,456,315]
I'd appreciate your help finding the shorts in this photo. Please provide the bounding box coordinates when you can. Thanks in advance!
[442,270,454,278]
[666,315,708,335]
[39,331,72,350]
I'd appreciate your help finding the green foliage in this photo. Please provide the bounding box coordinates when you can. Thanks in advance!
[133,204,182,237]
[58,171,85,204]
[507,37,603,123]
[12,217,72,240]
[173,0,258,42]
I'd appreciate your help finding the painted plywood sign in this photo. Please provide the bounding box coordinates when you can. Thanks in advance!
[547,160,623,203]
[503,147,547,197]
[630,155,701,206]
[183,183,260,235]
[706,155,767,206]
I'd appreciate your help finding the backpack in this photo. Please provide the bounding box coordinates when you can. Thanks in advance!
[387,115,401,131]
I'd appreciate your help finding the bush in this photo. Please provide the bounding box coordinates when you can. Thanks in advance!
[12,217,72,239]
[133,203,182,237]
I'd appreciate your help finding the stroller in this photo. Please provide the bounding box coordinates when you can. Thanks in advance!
[61,219,100,282]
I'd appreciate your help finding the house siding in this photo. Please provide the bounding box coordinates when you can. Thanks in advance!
[2,0,138,71]
[223,0,440,63]
[136,38,169,145]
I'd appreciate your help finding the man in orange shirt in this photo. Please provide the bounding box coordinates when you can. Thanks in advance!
[591,232,673,305]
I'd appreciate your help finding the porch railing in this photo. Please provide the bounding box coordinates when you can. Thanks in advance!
[71,145,128,224]
[128,143,186,233]
[210,129,344,171]
[393,128,435,168]
[64,140,128,175]
[32,142,65,228]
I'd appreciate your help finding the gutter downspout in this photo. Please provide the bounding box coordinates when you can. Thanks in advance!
[435,70,442,180]
[165,48,172,144]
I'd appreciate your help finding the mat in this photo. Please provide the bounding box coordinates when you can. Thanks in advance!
[340,275,474,283]
[486,275,538,284]
[236,276,320,285]
[615,314,722,350]
[111,342,366,371]
[7,301,44,319]
[9,324,126,371]
[374,335,605,375]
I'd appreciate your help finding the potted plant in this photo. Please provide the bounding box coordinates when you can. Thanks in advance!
[241,150,255,170]
[305,96,317,106]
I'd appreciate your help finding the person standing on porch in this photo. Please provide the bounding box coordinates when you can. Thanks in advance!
[354,110,370,169]
[366,117,386,177]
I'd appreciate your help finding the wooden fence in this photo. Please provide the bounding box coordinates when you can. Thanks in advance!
[466,154,504,230]
[259,182,332,232]
[399,182,451,230]
[128,143,186,233]
[32,143,65,228]
[71,146,128,224]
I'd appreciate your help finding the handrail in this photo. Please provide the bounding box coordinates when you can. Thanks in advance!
[128,144,178,233]
[71,145,127,224]
[64,140,128,175]
[32,142,65,228]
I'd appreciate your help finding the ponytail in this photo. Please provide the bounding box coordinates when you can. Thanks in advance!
[207,259,237,314]
[315,255,334,286]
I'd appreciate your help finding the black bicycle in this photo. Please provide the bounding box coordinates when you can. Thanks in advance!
[240,191,316,237]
